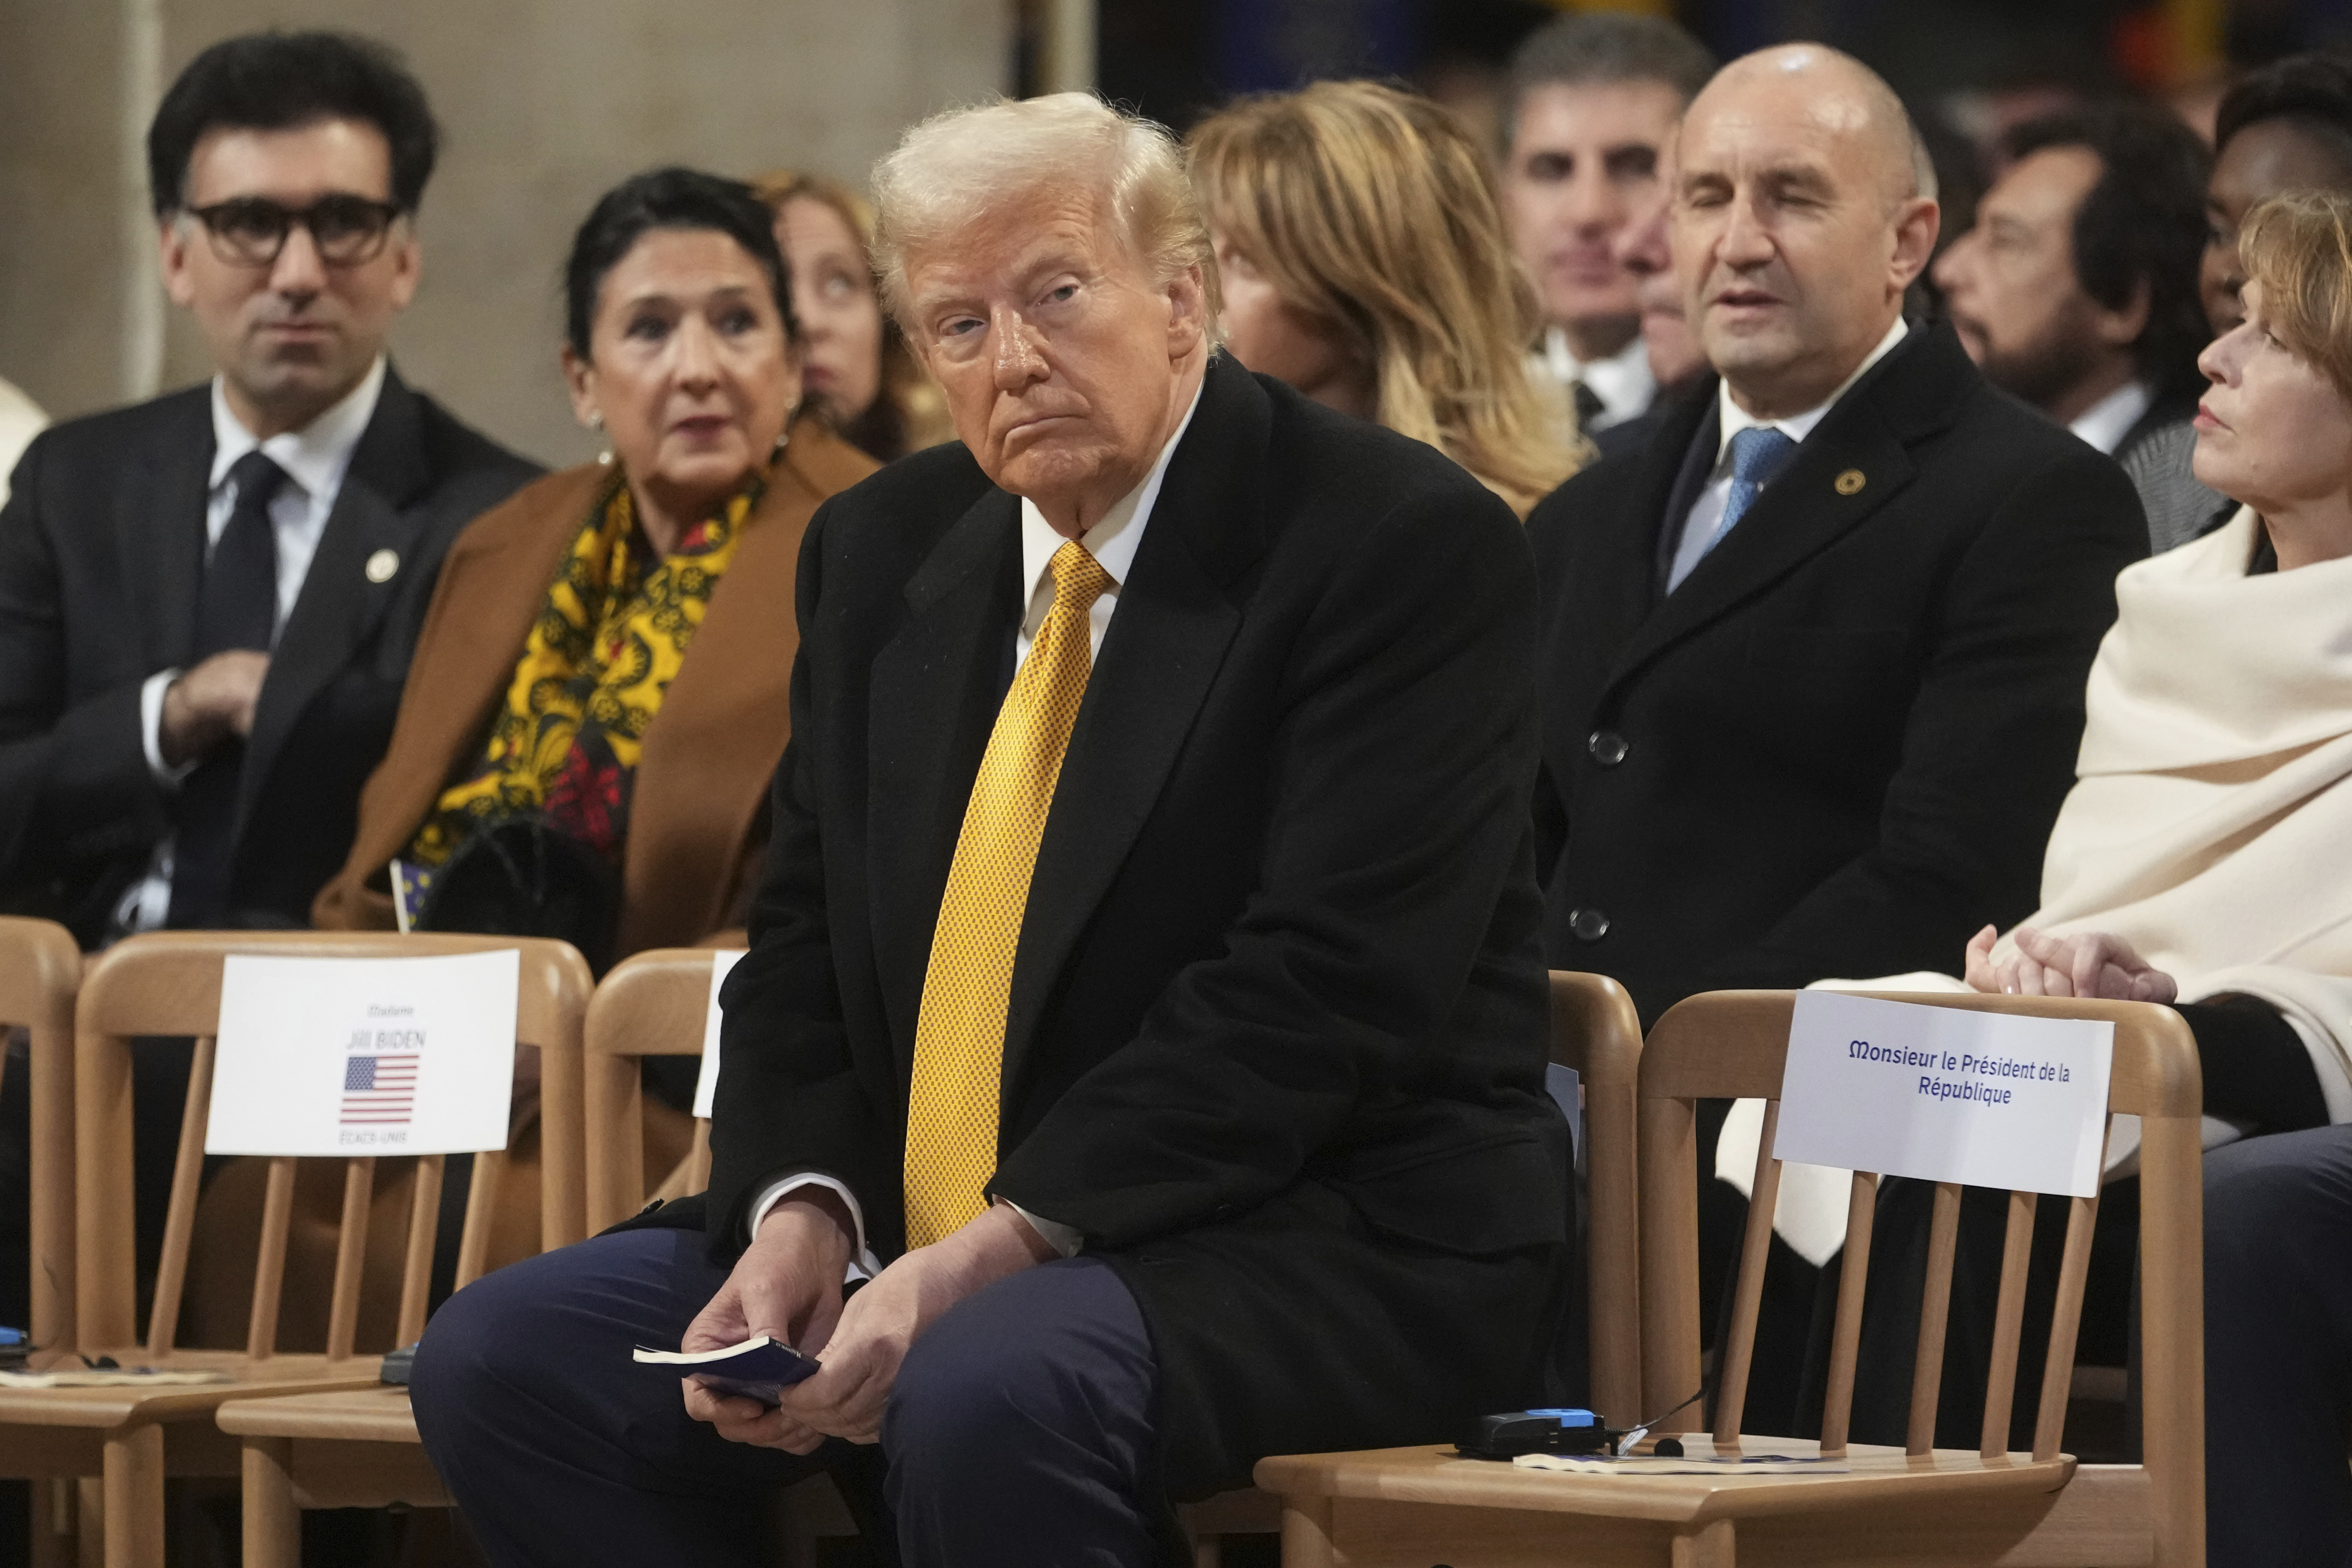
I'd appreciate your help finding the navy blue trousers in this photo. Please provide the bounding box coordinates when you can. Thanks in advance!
[2205,1125,2352,1568]
[411,1227,1161,1568]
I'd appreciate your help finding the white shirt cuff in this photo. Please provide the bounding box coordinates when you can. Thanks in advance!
[1000,1198,1083,1257]
[745,1174,883,1282]
[140,670,196,786]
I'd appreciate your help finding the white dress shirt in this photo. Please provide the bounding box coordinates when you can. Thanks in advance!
[1539,327,1656,432]
[1669,318,1910,589]
[745,383,1205,1269]
[110,358,387,937]
[2067,379,2155,457]
[0,374,48,510]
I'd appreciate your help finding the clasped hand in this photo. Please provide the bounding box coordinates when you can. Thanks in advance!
[679,1196,1055,1453]
[1963,923,2177,1003]
[159,650,269,768]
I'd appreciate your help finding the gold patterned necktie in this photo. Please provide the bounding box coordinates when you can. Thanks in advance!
[902,538,1114,1246]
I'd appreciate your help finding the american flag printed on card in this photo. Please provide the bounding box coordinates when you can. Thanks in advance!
[341,1053,419,1126]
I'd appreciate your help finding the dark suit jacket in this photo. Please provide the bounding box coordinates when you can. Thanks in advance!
[1527,320,2148,1024]
[312,421,877,954]
[0,366,539,944]
[647,356,1566,1496]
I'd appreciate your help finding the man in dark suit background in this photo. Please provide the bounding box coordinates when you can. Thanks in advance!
[1526,45,2146,1420]
[1933,100,2223,552]
[1531,43,2145,1022]
[414,93,1565,1567]
[0,30,537,948]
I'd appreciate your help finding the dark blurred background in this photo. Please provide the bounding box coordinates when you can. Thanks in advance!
[1061,0,2352,243]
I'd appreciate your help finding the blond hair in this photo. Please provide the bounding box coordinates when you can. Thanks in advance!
[870,93,1220,343]
[2241,191,2352,402]
[748,168,953,459]
[1189,80,1582,517]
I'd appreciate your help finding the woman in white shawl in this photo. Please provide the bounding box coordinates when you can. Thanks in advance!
[1736,193,2352,1127]
[1764,193,2352,1566]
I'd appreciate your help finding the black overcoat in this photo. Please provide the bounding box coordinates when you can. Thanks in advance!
[1527,320,2149,1025]
[655,356,1569,1497]
[0,366,539,942]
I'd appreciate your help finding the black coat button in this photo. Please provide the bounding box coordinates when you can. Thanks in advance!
[1586,730,1629,766]
[1569,908,1610,942]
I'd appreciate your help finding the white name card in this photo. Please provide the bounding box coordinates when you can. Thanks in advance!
[693,950,747,1119]
[1772,991,2113,1198]
[205,949,521,1157]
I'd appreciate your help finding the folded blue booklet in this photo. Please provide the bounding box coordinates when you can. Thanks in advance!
[632,1335,819,1407]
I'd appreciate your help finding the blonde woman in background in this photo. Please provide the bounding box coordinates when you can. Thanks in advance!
[1189,79,1583,517]
[751,170,951,462]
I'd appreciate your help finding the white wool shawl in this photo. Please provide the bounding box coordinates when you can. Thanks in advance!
[1723,507,2352,1262]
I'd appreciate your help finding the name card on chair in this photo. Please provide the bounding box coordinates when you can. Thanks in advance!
[205,949,521,1155]
[693,950,746,1118]
[1773,991,2113,1197]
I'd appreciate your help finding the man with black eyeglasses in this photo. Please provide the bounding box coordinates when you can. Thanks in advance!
[0,29,537,947]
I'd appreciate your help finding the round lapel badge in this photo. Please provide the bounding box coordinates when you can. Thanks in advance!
[364,548,400,584]
[1834,469,1867,496]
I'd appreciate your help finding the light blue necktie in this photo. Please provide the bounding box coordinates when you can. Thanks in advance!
[1669,425,1799,591]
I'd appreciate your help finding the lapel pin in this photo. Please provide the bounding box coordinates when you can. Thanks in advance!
[1834,469,1867,496]
[364,549,400,584]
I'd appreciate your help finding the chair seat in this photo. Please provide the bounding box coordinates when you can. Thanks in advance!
[0,1350,384,1429]
[215,1385,421,1443]
[1256,1439,2165,1568]
[220,1388,451,1512]
[1259,1436,2084,1524]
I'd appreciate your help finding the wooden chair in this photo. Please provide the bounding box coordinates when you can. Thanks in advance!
[1256,989,2204,1568]
[1179,969,1647,1564]
[0,918,84,1567]
[0,930,589,1568]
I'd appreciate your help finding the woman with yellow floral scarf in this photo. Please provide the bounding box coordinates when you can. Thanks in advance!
[316,168,876,962]
[199,172,879,1357]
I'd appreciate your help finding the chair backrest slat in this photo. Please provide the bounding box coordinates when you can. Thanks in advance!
[453,1149,504,1293]
[0,918,81,1358]
[244,1157,298,1361]
[1638,1094,1704,1434]
[583,952,705,1232]
[1906,1180,1965,1455]
[2032,1186,2104,1461]
[1639,990,2204,1567]
[1817,1170,1881,1454]
[1546,970,1644,1428]
[395,1154,444,1348]
[323,1158,376,1360]
[145,1033,217,1358]
[1978,1189,2039,1457]
[2135,1108,2207,1561]
[1712,1097,1784,1447]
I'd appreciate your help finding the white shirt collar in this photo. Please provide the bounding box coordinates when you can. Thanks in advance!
[2067,379,2155,457]
[1715,317,1909,465]
[209,355,387,500]
[1542,327,1656,428]
[1017,378,1204,614]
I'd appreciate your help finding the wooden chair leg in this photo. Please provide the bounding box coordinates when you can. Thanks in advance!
[1673,1519,1736,1568]
[1278,1496,1333,1568]
[241,1436,300,1568]
[1193,1534,1220,1568]
[29,1477,69,1568]
[75,1476,103,1568]
[101,1425,163,1568]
